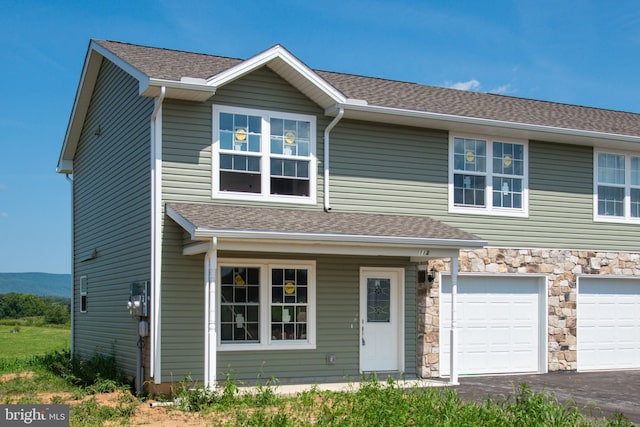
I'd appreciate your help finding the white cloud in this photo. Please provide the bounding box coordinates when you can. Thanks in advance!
[447,79,481,91]
[489,84,512,95]
[0,212,8,219]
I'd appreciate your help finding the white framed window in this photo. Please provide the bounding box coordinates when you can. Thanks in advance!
[79,275,88,313]
[594,150,640,222]
[449,134,528,216]
[217,259,316,351]
[212,105,317,204]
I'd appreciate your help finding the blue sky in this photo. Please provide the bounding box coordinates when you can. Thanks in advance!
[0,0,639,274]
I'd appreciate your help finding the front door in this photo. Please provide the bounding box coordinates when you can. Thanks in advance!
[359,268,403,372]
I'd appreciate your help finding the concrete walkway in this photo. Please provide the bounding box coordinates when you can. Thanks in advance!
[238,377,447,396]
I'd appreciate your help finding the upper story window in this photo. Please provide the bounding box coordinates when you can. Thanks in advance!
[213,105,316,204]
[595,151,640,222]
[449,135,528,217]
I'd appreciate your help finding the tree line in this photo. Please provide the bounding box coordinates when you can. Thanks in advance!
[0,293,70,324]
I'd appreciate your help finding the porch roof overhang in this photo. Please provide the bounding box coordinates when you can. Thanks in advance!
[166,203,486,260]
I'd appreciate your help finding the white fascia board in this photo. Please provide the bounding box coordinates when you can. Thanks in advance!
[183,239,462,259]
[144,78,217,100]
[57,43,102,173]
[328,103,640,147]
[91,41,150,91]
[165,205,197,237]
[192,228,486,249]
[207,45,347,105]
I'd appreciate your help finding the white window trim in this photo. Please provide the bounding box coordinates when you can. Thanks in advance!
[79,275,88,313]
[593,149,640,223]
[448,133,529,217]
[212,105,317,205]
[217,258,316,351]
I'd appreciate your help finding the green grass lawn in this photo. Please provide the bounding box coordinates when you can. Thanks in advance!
[0,325,70,359]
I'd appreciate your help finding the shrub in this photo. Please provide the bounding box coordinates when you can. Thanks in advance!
[40,350,128,392]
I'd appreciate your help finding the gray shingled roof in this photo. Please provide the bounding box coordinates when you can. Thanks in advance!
[95,40,640,137]
[167,203,483,244]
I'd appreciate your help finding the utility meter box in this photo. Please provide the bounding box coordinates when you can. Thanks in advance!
[128,281,149,318]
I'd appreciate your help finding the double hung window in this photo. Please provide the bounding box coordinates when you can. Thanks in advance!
[218,260,315,350]
[450,135,528,216]
[213,106,316,203]
[595,151,640,222]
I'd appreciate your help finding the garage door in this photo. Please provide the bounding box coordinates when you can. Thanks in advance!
[440,275,545,376]
[578,278,640,371]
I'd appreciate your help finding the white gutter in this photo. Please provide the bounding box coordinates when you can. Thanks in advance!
[328,103,640,145]
[323,107,344,211]
[449,255,459,385]
[65,174,74,354]
[150,86,165,383]
[204,238,218,389]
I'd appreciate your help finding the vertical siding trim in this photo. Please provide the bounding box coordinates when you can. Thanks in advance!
[204,239,218,388]
[151,88,166,383]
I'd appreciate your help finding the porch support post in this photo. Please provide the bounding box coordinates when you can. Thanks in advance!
[449,254,460,385]
[204,237,218,389]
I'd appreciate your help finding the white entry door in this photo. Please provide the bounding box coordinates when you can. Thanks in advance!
[359,268,403,372]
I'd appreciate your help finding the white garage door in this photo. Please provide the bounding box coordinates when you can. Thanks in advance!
[440,275,545,376]
[578,278,640,371]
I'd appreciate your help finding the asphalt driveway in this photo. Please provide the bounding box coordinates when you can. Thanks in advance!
[453,371,640,424]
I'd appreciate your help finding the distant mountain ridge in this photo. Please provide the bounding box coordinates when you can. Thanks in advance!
[0,273,71,297]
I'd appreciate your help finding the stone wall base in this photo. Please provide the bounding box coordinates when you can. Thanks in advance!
[417,248,640,378]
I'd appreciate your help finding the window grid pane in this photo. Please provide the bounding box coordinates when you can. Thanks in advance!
[270,118,311,157]
[271,268,308,341]
[220,267,260,343]
[598,185,625,217]
[493,177,523,209]
[454,174,486,207]
[493,142,524,176]
[598,153,625,184]
[454,137,486,173]
[219,113,262,153]
[632,188,640,218]
[631,157,640,186]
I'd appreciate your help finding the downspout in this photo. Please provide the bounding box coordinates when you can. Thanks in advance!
[449,255,459,385]
[150,86,166,383]
[204,237,218,389]
[65,174,74,355]
[323,107,344,212]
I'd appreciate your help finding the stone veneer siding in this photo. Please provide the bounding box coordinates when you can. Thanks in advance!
[417,248,640,378]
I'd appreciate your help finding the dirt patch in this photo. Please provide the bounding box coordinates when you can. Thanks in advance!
[0,371,35,382]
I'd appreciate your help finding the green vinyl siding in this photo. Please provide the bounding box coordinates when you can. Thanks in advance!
[72,59,153,376]
[329,120,448,214]
[158,248,417,383]
[162,66,328,208]
[327,120,640,251]
[443,141,640,250]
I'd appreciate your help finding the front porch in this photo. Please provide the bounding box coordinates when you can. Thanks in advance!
[155,203,485,389]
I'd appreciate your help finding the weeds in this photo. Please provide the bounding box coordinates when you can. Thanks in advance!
[1,353,636,426]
